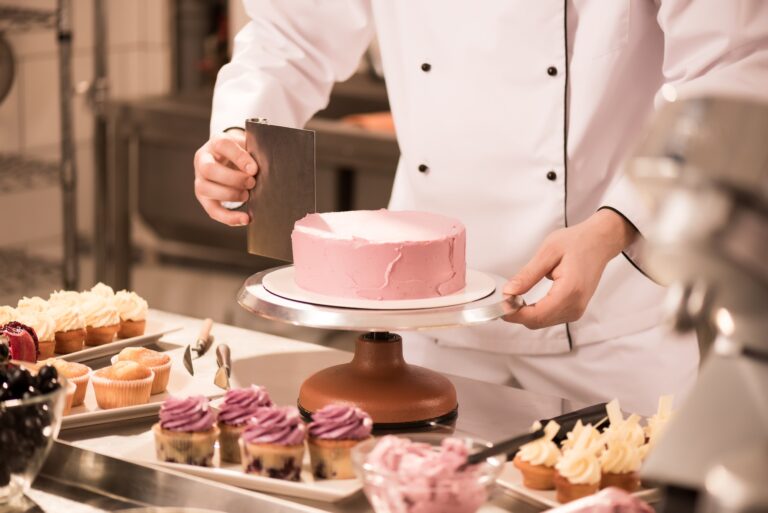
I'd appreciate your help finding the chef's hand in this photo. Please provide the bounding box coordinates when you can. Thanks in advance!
[502,210,637,329]
[194,129,257,226]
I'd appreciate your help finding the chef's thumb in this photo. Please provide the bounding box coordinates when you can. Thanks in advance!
[503,251,557,296]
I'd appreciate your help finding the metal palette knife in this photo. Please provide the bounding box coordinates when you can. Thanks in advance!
[246,118,316,262]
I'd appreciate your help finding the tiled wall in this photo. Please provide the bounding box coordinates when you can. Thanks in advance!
[0,0,172,252]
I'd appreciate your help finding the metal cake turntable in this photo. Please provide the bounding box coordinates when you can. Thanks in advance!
[237,265,524,428]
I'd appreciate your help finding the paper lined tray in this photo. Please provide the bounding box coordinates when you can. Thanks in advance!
[497,462,658,508]
[62,346,223,430]
[73,428,363,503]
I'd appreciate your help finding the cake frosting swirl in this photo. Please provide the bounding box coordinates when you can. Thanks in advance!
[113,290,149,321]
[218,385,273,426]
[16,309,56,342]
[518,420,561,467]
[600,440,642,474]
[308,404,373,440]
[159,396,216,432]
[90,282,115,298]
[48,302,85,332]
[80,293,121,327]
[48,290,82,307]
[0,306,16,326]
[645,395,674,445]
[16,296,48,313]
[555,448,601,485]
[241,406,306,446]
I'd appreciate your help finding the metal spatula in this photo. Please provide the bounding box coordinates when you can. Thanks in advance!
[183,318,214,376]
[245,118,316,262]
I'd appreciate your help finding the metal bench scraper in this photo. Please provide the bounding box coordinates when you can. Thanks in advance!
[245,118,316,262]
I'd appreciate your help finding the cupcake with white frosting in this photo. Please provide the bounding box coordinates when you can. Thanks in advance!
[599,438,642,492]
[113,290,149,338]
[48,301,86,354]
[554,426,602,503]
[80,292,121,346]
[17,309,57,359]
[513,420,561,490]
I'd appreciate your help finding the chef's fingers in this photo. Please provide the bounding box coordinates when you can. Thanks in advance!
[502,278,574,328]
[208,134,258,176]
[503,244,562,295]
[198,197,250,226]
[195,177,249,204]
[197,153,256,190]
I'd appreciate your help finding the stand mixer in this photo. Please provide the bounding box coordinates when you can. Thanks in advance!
[627,96,768,513]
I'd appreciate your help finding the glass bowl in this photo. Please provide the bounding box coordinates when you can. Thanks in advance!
[351,433,505,513]
[0,382,66,507]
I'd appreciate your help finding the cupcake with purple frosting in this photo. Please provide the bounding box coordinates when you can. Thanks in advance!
[308,404,373,479]
[152,395,219,467]
[217,385,273,463]
[240,406,306,481]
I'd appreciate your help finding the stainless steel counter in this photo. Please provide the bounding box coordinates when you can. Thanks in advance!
[31,310,583,512]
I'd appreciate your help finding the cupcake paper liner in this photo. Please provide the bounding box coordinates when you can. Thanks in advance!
[118,319,146,339]
[54,328,86,354]
[308,437,364,480]
[240,439,305,481]
[91,369,154,409]
[85,324,120,346]
[153,423,219,467]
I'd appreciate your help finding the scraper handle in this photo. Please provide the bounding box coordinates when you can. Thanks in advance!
[198,318,213,343]
[539,402,608,444]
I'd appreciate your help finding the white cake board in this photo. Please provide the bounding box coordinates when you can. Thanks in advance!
[262,267,496,310]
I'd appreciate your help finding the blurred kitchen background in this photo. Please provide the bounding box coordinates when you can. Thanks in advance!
[0,0,397,346]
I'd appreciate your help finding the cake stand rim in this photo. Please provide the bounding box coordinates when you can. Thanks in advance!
[237,265,524,331]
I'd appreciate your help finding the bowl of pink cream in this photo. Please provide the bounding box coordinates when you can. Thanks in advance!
[351,433,504,513]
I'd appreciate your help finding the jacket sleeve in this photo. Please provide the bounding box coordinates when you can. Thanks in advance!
[210,0,374,135]
[600,0,768,276]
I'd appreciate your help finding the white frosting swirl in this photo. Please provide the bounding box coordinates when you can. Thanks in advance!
[17,296,48,313]
[519,420,561,467]
[600,441,642,474]
[80,293,120,328]
[16,309,56,342]
[49,290,82,308]
[90,282,115,298]
[113,290,148,321]
[0,306,17,326]
[555,448,601,485]
[603,419,646,448]
[519,438,561,467]
[48,302,85,332]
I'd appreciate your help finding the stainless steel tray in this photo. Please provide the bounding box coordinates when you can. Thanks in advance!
[237,266,524,332]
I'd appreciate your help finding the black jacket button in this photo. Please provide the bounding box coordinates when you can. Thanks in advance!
[547,170,557,181]
[547,66,558,76]
[418,164,429,173]
[421,62,432,72]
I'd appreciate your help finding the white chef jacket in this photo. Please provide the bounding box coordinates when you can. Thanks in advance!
[212,1,768,355]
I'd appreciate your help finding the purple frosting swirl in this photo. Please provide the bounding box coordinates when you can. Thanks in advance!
[218,385,273,426]
[309,404,373,440]
[241,406,306,446]
[159,396,216,432]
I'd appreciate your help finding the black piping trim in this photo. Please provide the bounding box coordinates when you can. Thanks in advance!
[562,0,573,351]
[597,206,655,282]
[223,126,245,133]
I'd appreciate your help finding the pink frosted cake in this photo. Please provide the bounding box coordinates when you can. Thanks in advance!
[291,210,466,300]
